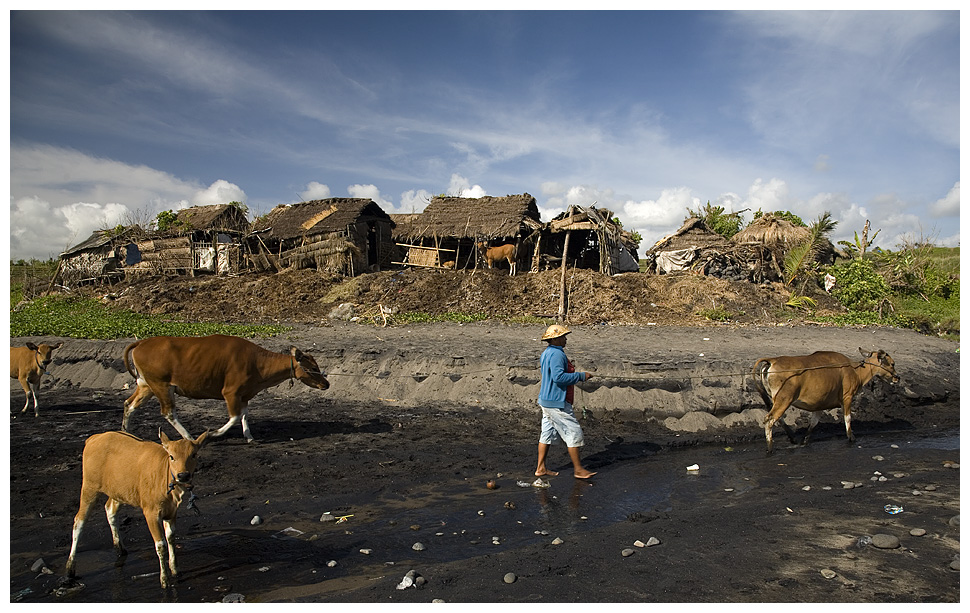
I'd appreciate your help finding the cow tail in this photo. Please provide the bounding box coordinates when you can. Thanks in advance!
[123,341,141,379]
[752,359,773,408]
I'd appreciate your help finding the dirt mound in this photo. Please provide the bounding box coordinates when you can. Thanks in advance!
[92,267,844,327]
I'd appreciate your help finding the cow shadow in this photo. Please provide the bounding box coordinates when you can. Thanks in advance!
[224,418,393,444]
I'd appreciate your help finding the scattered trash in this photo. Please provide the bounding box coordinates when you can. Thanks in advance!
[516,480,532,488]
[251,515,263,525]
[336,514,354,523]
[531,478,551,488]
[686,464,699,472]
[884,504,904,514]
[857,535,872,548]
[486,479,498,490]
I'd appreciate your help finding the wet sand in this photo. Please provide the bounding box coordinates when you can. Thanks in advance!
[8,322,961,602]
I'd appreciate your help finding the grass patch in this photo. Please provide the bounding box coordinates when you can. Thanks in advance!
[387,311,490,324]
[10,295,290,339]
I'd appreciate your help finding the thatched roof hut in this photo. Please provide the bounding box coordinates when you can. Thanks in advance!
[251,198,395,275]
[58,226,148,286]
[733,213,839,271]
[643,217,733,274]
[732,214,810,249]
[167,203,250,235]
[541,205,640,274]
[130,204,250,276]
[392,194,542,270]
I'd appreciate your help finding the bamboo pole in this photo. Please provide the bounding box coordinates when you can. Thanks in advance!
[558,230,572,322]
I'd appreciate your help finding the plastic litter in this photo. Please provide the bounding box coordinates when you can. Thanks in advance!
[686,464,699,472]
[532,478,551,488]
[884,504,904,514]
[857,536,872,548]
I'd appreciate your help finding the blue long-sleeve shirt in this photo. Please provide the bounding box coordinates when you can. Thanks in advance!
[537,344,586,408]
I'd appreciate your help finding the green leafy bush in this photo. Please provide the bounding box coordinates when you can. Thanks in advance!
[827,258,890,312]
[10,295,289,339]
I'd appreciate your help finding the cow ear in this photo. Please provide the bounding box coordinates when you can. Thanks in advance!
[195,430,210,447]
[159,428,170,445]
[26,342,38,351]
[858,347,869,358]
[54,342,63,349]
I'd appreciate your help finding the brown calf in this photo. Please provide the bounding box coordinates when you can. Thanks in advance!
[477,242,518,275]
[753,348,899,454]
[66,429,209,588]
[122,334,330,443]
[10,341,63,416]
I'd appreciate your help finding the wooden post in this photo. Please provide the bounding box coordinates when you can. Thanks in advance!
[558,230,572,322]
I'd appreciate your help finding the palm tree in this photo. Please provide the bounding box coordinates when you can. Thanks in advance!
[783,212,837,309]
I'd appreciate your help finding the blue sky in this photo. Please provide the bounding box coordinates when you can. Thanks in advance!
[7,9,961,261]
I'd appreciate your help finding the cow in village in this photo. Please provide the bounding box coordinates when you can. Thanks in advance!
[753,348,899,454]
[10,341,63,417]
[66,429,209,589]
[477,242,518,276]
[122,334,330,443]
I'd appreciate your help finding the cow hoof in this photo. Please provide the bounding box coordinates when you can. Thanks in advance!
[246,439,259,445]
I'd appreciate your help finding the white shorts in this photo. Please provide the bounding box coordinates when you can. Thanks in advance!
[538,402,584,447]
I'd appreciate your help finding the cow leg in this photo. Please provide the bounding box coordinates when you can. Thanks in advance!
[801,412,821,446]
[122,382,155,432]
[842,396,856,443]
[104,498,128,561]
[212,394,255,443]
[143,510,172,588]
[29,381,41,417]
[154,385,194,440]
[763,398,794,455]
[163,518,178,579]
[17,375,32,414]
[66,488,99,578]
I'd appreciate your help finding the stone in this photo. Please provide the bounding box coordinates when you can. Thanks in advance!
[910,528,927,537]
[870,534,900,549]
[820,569,837,579]
[360,548,373,555]
[621,548,635,557]
[645,536,661,547]
[327,560,337,567]
[251,516,262,526]
[320,513,335,522]
[924,484,937,491]
[30,558,47,573]
[948,515,959,527]
[503,573,517,584]
[412,542,426,551]
[551,537,563,545]
[222,593,246,603]
[633,540,646,548]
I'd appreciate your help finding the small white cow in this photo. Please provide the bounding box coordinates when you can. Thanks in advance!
[10,342,62,416]
[66,429,209,589]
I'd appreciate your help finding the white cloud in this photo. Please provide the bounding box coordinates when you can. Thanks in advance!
[8,144,245,260]
[741,178,791,214]
[929,182,959,217]
[191,179,247,206]
[347,183,393,210]
[300,181,332,201]
[447,174,487,198]
[399,189,433,215]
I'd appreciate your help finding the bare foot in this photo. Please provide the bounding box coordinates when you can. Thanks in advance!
[574,470,597,479]
[535,469,559,477]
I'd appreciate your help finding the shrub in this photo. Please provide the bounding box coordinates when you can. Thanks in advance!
[827,258,890,312]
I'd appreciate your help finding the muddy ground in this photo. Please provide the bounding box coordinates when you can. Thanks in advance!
[8,315,961,603]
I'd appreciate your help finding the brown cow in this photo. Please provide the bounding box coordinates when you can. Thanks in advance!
[122,334,330,443]
[66,429,209,588]
[753,348,899,454]
[10,341,63,416]
[477,242,518,275]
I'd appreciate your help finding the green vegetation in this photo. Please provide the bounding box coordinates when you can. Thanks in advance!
[697,306,738,322]
[753,209,806,227]
[819,233,958,339]
[688,201,745,239]
[10,295,289,339]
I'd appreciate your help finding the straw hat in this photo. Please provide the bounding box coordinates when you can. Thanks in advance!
[541,324,571,341]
